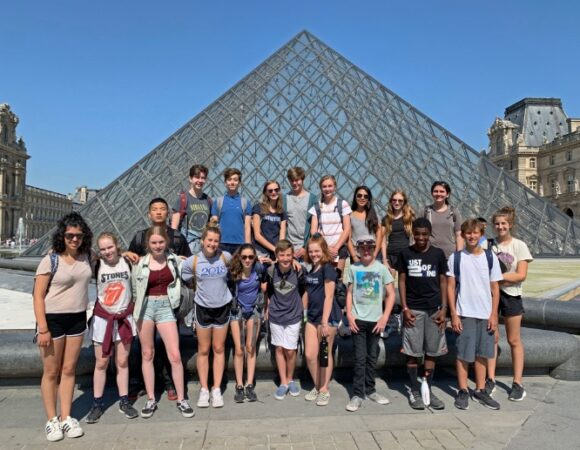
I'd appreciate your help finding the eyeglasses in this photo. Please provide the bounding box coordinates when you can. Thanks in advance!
[356,193,369,199]
[391,199,404,203]
[267,188,280,194]
[356,240,375,247]
[64,233,84,241]
[241,255,255,261]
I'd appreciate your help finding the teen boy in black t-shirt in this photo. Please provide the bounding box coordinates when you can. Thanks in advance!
[397,218,448,410]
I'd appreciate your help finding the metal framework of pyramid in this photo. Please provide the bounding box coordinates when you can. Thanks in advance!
[25,31,580,256]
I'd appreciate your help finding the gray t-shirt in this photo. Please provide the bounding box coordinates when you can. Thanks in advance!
[266,266,304,326]
[181,251,232,308]
[350,215,375,246]
[285,192,311,250]
[424,205,462,259]
[172,192,211,242]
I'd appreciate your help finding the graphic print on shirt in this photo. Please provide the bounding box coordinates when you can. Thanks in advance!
[102,281,126,307]
[188,202,210,230]
[200,264,228,278]
[355,270,382,305]
[407,259,437,278]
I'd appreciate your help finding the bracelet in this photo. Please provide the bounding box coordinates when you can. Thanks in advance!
[37,329,50,335]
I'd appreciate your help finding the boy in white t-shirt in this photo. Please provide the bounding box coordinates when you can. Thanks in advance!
[447,219,503,411]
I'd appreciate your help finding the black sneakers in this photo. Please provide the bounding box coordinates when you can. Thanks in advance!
[454,389,469,410]
[85,404,104,424]
[141,399,158,418]
[509,382,526,401]
[176,400,195,418]
[119,401,138,419]
[485,378,496,396]
[234,385,245,403]
[245,384,258,402]
[409,391,425,410]
[429,391,445,410]
[473,389,501,410]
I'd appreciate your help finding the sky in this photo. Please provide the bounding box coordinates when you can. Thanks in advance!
[1,0,579,195]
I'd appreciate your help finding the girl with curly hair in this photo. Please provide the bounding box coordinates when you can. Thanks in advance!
[33,212,94,441]
[228,244,267,403]
[382,190,415,272]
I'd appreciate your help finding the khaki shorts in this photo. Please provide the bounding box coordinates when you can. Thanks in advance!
[402,309,448,357]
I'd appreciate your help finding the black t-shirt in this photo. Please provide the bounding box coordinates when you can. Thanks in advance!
[387,217,410,256]
[252,204,288,256]
[396,245,447,310]
[305,263,341,324]
[266,265,305,326]
[128,227,191,257]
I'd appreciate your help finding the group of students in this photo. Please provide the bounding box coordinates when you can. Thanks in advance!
[32,164,532,442]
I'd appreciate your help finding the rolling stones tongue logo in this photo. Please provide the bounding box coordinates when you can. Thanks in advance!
[103,282,125,307]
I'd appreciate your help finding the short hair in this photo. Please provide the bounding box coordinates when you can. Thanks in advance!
[287,167,306,181]
[223,168,242,182]
[412,217,432,233]
[460,219,485,234]
[145,225,169,253]
[189,164,208,178]
[148,197,168,210]
[274,239,294,255]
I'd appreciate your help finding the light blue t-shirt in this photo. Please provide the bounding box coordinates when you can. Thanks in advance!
[210,192,252,244]
[345,260,393,322]
[181,251,232,308]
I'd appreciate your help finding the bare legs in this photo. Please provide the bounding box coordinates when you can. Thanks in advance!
[196,324,229,390]
[92,340,131,398]
[304,323,336,393]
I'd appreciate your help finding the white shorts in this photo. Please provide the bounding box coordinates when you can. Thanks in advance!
[270,321,301,350]
[90,315,137,344]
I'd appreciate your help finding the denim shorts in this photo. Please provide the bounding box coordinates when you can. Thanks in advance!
[141,296,176,324]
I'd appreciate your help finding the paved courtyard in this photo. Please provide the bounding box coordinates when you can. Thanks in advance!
[0,375,578,449]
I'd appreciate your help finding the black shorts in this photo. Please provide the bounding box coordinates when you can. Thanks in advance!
[45,312,87,339]
[194,302,231,329]
[338,245,349,259]
[387,253,399,269]
[499,291,524,317]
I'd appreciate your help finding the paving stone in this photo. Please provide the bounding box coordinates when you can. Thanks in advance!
[202,436,227,449]
[291,444,315,450]
[331,432,357,450]
[269,433,292,444]
[372,431,401,449]
[449,429,475,447]
[430,429,465,449]
[391,430,422,450]
[289,433,313,443]
[247,435,269,446]
[351,431,379,450]
[225,435,249,448]
[311,443,335,450]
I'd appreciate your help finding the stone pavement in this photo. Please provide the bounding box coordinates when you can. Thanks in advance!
[1,375,578,450]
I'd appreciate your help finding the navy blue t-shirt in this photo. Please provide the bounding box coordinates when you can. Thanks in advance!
[305,263,341,324]
[252,203,287,256]
[266,265,304,326]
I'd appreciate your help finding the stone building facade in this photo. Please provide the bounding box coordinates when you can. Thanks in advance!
[0,104,72,240]
[488,98,579,219]
[0,104,30,240]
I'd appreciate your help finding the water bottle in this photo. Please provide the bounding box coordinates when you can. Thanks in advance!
[319,337,329,367]
[421,377,430,406]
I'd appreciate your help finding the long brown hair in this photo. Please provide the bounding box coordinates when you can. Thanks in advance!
[382,189,415,238]
[228,244,258,282]
[259,180,283,214]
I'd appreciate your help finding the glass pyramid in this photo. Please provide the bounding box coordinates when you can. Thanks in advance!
[24,31,579,256]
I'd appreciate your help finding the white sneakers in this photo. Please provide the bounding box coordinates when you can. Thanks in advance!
[197,388,210,408]
[46,416,84,442]
[211,388,224,408]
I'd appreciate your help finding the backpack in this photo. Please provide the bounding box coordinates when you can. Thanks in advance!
[215,195,249,219]
[313,198,346,233]
[452,249,494,294]
[177,191,213,231]
[32,252,59,343]
[282,192,318,245]
[175,252,228,322]
[93,256,133,281]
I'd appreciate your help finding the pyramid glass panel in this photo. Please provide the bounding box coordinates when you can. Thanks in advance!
[24,31,580,257]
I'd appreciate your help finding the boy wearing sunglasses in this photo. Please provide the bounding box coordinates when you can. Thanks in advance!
[345,238,395,412]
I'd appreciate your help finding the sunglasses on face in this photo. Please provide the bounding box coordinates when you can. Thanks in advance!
[357,240,375,248]
[391,199,404,203]
[267,188,280,194]
[241,255,255,261]
[356,193,369,199]
[64,233,84,241]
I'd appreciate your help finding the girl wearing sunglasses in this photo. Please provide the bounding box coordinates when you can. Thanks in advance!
[348,186,382,263]
[33,212,94,441]
[252,180,287,260]
[382,190,415,273]
[227,244,267,403]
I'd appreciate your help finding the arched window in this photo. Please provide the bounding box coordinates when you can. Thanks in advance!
[529,157,536,169]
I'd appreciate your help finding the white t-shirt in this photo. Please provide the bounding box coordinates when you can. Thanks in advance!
[491,238,533,297]
[447,250,503,319]
[308,198,352,247]
[96,257,132,314]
